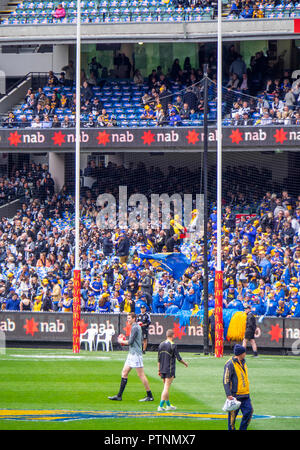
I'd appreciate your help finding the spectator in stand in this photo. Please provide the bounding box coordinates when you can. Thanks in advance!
[23,93,37,112]
[84,115,95,128]
[180,103,191,120]
[183,87,198,112]
[284,88,295,110]
[237,73,250,94]
[168,108,182,127]
[47,71,59,88]
[81,80,94,103]
[140,105,155,121]
[252,4,264,18]
[52,115,61,128]
[133,69,144,86]
[272,95,284,113]
[170,59,182,81]
[53,4,66,21]
[240,4,253,18]
[61,115,73,128]
[62,61,75,87]
[155,104,166,126]
[227,73,240,90]
[42,115,52,128]
[229,55,247,81]
[2,112,17,128]
[91,97,103,117]
[59,93,69,110]
[89,56,102,83]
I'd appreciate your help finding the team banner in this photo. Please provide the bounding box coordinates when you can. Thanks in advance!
[0,312,295,350]
[1,126,300,150]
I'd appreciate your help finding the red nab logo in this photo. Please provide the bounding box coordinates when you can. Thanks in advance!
[24,318,39,336]
[268,323,283,343]
[273,128,287,144]
[141,130,156,146]
[173,322,186,340]
[96,130,110,146]
[229,129,243,144]
[8,131,22,147]
[52,131,66,146]
[186,129,199,145]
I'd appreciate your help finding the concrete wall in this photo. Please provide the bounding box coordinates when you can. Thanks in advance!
[0,19,295,45]
[0,53,55,77]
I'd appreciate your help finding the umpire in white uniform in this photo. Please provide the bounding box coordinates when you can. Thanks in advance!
[108,312,154,402]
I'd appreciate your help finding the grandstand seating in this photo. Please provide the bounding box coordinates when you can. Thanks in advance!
[2,73,300,128]
[1,0,215,24]
[2,0,300,25]
[2,75,235,127]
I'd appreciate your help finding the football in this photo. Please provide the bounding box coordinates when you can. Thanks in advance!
[118,334,126,346]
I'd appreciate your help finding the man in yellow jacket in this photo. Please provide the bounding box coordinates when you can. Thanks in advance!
[223,344,254,430]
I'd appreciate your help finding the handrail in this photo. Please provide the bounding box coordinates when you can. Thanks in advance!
[0,72,60,102]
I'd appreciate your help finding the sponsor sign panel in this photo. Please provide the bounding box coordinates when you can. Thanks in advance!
[283,318,300,353]
[254,317,284,348]
[0,313,289,350]
[1,126,300,150]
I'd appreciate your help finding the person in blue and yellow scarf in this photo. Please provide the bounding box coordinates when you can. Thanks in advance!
[223,344,253,430]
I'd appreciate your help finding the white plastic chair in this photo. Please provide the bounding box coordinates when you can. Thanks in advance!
[80,328,98,351]
[96,328,115,352]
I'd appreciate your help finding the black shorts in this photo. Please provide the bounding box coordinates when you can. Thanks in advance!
[160,371,175,379]
[245,330,255,340]
[142,328,149,339]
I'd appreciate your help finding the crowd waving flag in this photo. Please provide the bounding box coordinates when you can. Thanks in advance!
[138,252,191,280]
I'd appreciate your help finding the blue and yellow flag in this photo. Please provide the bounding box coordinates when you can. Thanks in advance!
[138,252,191,280]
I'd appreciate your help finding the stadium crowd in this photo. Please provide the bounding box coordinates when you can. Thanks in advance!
[0,159,300,319]
[2,45,300,128]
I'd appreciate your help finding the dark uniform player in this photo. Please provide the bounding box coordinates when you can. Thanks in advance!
[137,304,151,354]
[157,329,188,412]
[223,344,254,430]
[242,304,258,357]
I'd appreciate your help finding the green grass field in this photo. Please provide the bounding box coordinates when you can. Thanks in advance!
[0,347,300,431]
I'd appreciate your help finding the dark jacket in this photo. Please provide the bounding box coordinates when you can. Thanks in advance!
[116,236,130,257]
[102,237,113,256]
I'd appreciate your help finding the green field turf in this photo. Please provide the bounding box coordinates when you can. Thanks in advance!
[0,347,300,431]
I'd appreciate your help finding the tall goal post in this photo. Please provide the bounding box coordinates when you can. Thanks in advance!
[73,0,82,353]
[215,0,224,357]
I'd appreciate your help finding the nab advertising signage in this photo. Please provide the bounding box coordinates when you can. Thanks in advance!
[1,312,299,352]
[1,126,300,151]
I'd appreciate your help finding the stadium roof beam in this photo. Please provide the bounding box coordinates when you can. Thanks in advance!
[0,19,296,45]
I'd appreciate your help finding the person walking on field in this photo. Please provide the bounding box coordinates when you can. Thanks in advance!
[242,304,258,357]
[108,312,154,402]
[223,344,254,430]
[157,329,188,412]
